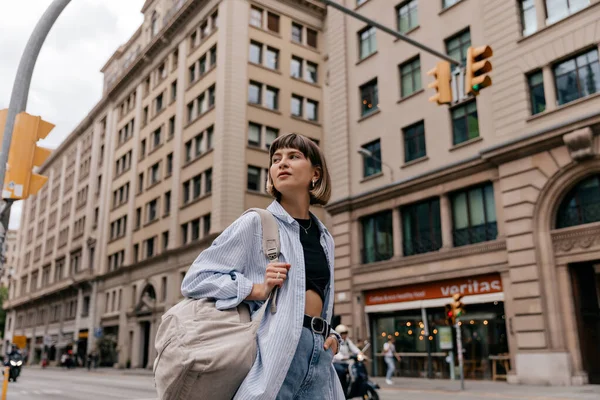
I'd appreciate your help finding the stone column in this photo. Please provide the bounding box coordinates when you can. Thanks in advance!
[73,287,84,355]
[542,66,557,112]
[86,280,98,354]
[534,0,546,30]
[556,264,584,379]
[500,271,518,380]
[392,208,403,258]
[492,178,505,238]
[440,194,453,248]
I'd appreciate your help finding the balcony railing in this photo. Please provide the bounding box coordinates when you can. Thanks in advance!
[361,246,394,264]
[453,222,497,247]
[403,234,442,256]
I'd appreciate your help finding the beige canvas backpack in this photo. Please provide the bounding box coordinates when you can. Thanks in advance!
[153,208,280,400]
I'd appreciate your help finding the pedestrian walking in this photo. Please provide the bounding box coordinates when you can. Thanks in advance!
[181,133,345,399]
[383,335,401,385]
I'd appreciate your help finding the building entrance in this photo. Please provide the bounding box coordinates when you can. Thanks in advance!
[141,321,151,369]
[570,262,600,384]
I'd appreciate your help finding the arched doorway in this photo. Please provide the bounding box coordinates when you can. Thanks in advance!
[134,284,156,369]
[554,174,600,384]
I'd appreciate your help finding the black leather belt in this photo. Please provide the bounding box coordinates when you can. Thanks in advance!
[303,315,330,338]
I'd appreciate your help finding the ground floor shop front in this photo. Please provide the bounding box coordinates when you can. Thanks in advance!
[365,274,509,381]
[327,129,600,385]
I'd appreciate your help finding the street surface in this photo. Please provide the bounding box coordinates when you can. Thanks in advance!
[5,367,600,400]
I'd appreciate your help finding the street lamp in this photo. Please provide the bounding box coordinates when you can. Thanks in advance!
[357,148,395,182]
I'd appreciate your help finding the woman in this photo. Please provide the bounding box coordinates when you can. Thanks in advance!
[181,133,345,399]
[383,335,401,385]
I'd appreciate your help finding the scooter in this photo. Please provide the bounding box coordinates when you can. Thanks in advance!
[4,353,23,382]
[340,343,380,400]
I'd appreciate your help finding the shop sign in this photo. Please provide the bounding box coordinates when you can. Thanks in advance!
[437,326,453,350]
[365,274,503,306]
[12,335,26,349]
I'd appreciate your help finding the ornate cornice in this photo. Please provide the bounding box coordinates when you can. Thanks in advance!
[551,222,600,254]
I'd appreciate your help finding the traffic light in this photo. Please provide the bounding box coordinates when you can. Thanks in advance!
[465,45,493,96]
[452,293,465,320]
[3,112,53,200]
[445,304,454,326]
[427,61,452,105]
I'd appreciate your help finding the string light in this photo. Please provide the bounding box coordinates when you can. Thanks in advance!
[421,330,425,335]
[428,336,433,341]
[394,332,399,337]
[419,335,423,341]
[381,332,386,337]
[470,320,475,325]
[406,322,412,327]
[408,330,413,335]
[483,320,489,325]
[433,329,438,334]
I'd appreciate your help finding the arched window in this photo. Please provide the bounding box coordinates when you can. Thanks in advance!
[151,11,159,37]
[556,175,600,229]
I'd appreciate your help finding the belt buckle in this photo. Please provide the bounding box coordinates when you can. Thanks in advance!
[311,317,325,334]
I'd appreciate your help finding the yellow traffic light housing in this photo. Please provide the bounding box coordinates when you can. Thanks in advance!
[3,112,53,200]
[465,45,493,96]
[427,61,452,105]
[452,293,465,320]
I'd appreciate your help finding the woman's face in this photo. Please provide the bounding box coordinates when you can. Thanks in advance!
[270,147,318,198]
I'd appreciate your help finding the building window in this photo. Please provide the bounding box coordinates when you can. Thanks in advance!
[451,101,479,145]
[247,166,261,191]
[445,29,471,65]
[169,116,175,138]
[362,211,394,263]
[145,237,156,258]
[162,231,169,251]
[358,26,377,59]
[248,122,261,146]
[203,214,211,236]
[451,183,497,247]
[361,139,382,177]
[267,12,280,33]
[397,0,418,33]
[554,48,599,106]
[265,47,279,70]
[402,198,442,256]
[292,22,303,43]
[266,127,278,149]
[306,61,318,84]
[443,0,461,8]
[164,191,171,215]
[360,79,379,116]
[546,0,589,24]
[265,86,279,110]
[249,41,262,64]
[166,153,173,176]
[528,71,546,115]
[400,57,422,97]
[520,0,537,36]
[291,95,303,117]
[191,219,200,241]
[306,99,318,121]
[249,81,261,104]
[403,121,426,162]
[147,199,158,222]
[556,174,600,229]
[291,56,302,78]
[205,168,212,194]
[307,28,318,48]
[250,6,263,28]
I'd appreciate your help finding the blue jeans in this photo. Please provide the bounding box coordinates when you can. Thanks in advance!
[385,357,396,380]
[277,327,335,399]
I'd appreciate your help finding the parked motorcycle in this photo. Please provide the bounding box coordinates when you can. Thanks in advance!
[338,342,379,400]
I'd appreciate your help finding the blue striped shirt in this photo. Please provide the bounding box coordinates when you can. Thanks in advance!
[181,200,345,400]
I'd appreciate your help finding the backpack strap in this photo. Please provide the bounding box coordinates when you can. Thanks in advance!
[242,208,280,314]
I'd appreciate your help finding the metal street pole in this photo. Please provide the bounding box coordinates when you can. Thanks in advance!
[455,322,465,390]
[317,0,462,66]
[0,0,71,273]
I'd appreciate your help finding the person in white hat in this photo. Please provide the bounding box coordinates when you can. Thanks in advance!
[333,324,361,393]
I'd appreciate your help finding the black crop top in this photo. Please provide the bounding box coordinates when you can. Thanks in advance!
[295,216,330,303]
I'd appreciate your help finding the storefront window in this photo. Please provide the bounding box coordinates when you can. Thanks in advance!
[369,301,508,380]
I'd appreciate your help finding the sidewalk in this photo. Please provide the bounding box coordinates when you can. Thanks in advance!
[372,376,600,399]
[28,365,155,376]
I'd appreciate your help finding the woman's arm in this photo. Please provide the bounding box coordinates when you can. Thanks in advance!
[181,212,262,310]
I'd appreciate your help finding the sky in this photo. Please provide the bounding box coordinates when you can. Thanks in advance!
[0,0,145,229]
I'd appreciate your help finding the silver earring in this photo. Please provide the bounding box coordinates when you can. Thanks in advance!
[311,180,316,188]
